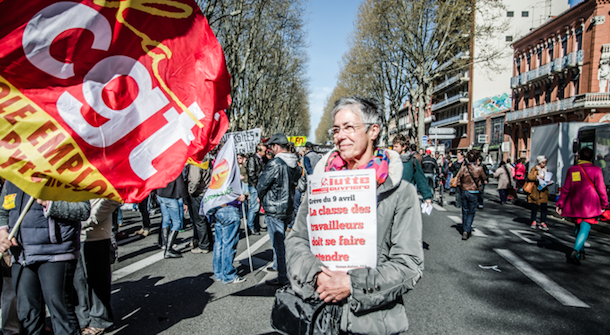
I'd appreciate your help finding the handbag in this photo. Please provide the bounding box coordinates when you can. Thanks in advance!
[450,175,458,188]
[522,181,535,194]
[271,285,342,335]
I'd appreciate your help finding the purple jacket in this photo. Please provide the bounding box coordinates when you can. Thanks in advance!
[556,163,609,218]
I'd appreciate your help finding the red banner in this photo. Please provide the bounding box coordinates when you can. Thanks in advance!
[0,0,231,203]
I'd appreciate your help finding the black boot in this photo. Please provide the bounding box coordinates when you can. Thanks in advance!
[158,227,169,249]
[164,230,182,258]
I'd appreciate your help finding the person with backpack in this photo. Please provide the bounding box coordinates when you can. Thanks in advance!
[556,147,609,265]
[392,135,432,204]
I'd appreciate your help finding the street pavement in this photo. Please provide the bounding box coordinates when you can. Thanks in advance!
[105,184,610,335]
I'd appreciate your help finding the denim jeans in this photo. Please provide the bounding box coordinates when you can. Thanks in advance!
[461,190,479,233]
[156,196,184,231]
[247,185,260,232]
[13,260,80,335]
[498,189,507,204]
[266,216,289,284]
[478,184,486,207]
[213,206,241,283]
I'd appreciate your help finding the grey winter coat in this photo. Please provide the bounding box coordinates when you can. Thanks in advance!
[285,150,424,335]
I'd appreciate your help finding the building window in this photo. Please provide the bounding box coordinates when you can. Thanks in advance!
[572,73,580,95]
[576,30,583,51]
[507,11,514,17]
[545,83,552,103]
[491,118,504,144]
[561,35,568,56]
[475,121,486,144]
[558,78,566,99]
[522,11,529,17]
[537,48,542,66]
[549,41,554,61]
[506,36,513,42]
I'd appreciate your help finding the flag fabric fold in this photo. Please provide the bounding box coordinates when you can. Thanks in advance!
[0,0,231,203]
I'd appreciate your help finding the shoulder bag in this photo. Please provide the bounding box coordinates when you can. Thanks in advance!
[522,168,535,193]
[271,285,342,335]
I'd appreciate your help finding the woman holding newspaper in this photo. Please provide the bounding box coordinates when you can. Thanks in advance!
[284,97,424,334]
[528,155,551,231]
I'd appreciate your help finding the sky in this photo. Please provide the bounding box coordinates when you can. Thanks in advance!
[305,0,362,142]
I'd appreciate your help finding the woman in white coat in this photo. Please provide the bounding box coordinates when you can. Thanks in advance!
[493,161,513,204]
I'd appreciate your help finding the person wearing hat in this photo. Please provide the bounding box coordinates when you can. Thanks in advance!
[257,133,302,285]
[527,155,550,231]
[303,142,321,175]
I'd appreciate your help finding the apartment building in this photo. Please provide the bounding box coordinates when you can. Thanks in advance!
[507,0,610,160]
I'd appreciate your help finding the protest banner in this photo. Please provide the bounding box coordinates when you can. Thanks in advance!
[288,136,307,147]
[0,0,231,203]
[200,136,242,215]
[221,128,261,155]
[307,169,377,271]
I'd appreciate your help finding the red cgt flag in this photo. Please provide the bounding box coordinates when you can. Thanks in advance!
[0,0,231,203]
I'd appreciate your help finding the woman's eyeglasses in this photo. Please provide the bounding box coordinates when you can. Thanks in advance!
[328,123,373,137]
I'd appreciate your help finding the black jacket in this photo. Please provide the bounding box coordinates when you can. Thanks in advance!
[155,175,189,204]
[247,153,265,187]
[257,155,301,219]
[421,156,439,174]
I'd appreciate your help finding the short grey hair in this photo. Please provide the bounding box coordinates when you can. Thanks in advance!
[331,96,383,146]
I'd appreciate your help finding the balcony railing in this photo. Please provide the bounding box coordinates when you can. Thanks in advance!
[505,96,575,122]
[436,51,470,73]
[573,92,610,108]
[433,72,469,94]
[431,92,468,112]
[431,113,468,127]
[510,50,584,88]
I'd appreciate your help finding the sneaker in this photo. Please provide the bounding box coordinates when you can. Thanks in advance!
[226,276,246,284]
[462,231,469,240]
[81,327,105,335]
[141,229,150,237]
[135,228,145,235]
[538,222,549,231]
[248,230,261,236]
[266,266,277,272]
[530,221,537,229]
[191,247,210,254]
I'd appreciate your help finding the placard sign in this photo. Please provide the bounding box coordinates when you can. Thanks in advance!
[221,128,261,154]
[307,169,377,271]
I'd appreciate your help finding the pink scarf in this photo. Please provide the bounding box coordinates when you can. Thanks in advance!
[324,148,390,186]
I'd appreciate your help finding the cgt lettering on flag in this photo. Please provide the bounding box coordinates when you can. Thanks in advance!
[0,0,231,202]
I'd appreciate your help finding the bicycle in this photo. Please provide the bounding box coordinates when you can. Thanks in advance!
[434,173,445,206]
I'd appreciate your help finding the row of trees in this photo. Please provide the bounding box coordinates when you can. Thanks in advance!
[197,0,310,137]
[316,0,507,145]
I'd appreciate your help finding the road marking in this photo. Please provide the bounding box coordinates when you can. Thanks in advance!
[544,233,591,248]
[432,203,447,212]
[236,234,270,261]
[448,215,461,223]
[494,249,590,308]
[121,307,141,320]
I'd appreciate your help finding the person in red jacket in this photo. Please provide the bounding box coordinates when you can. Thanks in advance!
[556,147,609,265]
[514,158,526,190]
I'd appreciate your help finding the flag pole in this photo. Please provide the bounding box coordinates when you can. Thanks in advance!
[0,196,35,258]
[241,202,253,272]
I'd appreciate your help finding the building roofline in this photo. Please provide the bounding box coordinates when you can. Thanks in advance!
[510,0,592,47]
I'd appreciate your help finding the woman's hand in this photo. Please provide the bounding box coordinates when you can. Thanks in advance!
[0,229,17,254]
[316,266,351,303]
[36,199,49,207]
[556,207,562,215]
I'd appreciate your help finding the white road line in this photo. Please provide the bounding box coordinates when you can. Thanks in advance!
[236,234,270,261]
[494,249,590,308]
[471,229,489,237]
[448,215,461,223]
[113,241,188,281]
[121,307,141,321]
[432,203,447,212]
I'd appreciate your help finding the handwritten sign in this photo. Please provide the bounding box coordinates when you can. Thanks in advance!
[221,128,261,154]
[288,136,307,147]
[307,169,377,271]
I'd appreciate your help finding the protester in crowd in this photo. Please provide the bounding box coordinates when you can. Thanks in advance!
[410,143,423,165]
[156,174,189,258]
[303,142,321,175]
[246,143,267,234]
[494,161,513,205]
[1,257,18,335]
[133,197,152,237]
[285,96,423,334]
[75,198,120,335]
[0,181,91,335]
[528,155,550,231]
[287,142,303,232]
[265,149,274,163]
[450,150,466,208]
[421,149,440,195]
[392,134,433,204]
[211,194,247,284]
[185,162,213,253]
[455,150,486,240]
[556,147,608,265]
[514,158,527,191]
[476,157,489,209]
[257,133,301,286]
